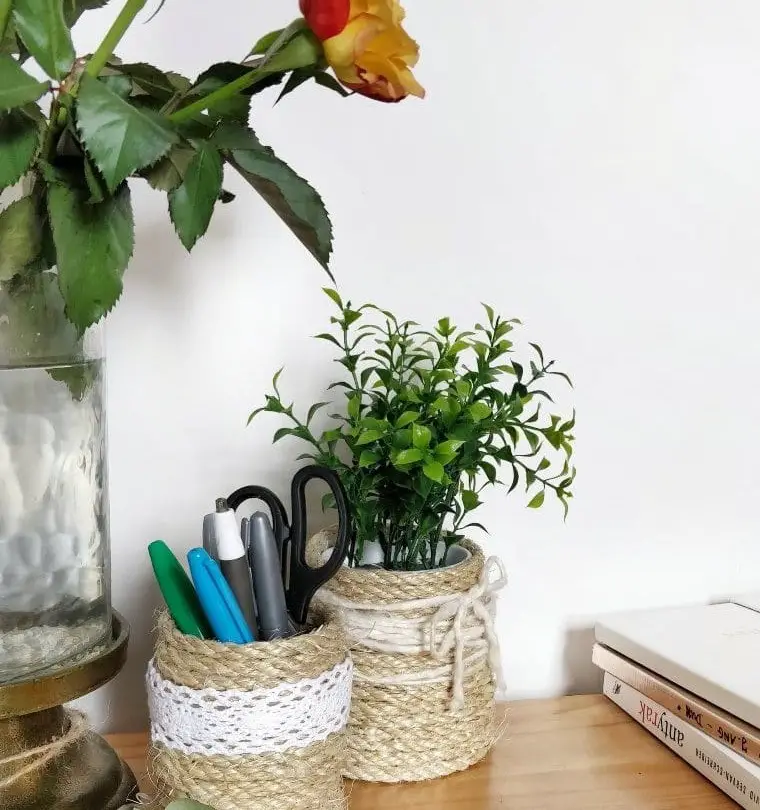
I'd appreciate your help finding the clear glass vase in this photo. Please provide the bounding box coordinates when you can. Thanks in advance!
[0,272,111,683]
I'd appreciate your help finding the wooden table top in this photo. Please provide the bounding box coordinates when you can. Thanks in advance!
[108,694,736,809]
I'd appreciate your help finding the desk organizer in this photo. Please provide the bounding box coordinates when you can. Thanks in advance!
[310,534,507,783]
[147,611,351,810]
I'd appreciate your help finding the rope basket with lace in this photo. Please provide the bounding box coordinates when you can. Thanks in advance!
[308,532,507,783]
[147,612,352,810]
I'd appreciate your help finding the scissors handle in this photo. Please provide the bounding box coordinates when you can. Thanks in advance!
[226,484,289,554]
[287,465,351,625]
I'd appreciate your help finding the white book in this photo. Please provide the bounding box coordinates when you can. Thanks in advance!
[603,672,760,810]
[595,595,760,729]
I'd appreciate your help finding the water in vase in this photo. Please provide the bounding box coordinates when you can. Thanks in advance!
[0,359,111,683]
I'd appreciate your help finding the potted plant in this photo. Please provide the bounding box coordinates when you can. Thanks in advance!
[249,287,575,782]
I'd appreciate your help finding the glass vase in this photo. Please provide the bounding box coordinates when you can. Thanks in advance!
[0,272,111,683]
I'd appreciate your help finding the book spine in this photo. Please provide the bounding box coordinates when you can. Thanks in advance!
[603,673,760,810]
[593,643,760,766]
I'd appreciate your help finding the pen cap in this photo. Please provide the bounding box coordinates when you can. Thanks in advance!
[248,512,291,640]
[213,498,245,561]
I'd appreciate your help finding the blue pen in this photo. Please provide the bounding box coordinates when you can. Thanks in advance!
[187,548,255,644]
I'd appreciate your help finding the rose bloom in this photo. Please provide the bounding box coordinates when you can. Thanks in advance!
[299,0,425,102]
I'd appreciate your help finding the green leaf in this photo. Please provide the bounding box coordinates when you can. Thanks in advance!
[396,411,420,428]
[0,195,42,280]
[393,448,424,466]
[482,303,495,324]
[99,73,132,98]
[411,423,431,450]
[273,426,294,443]
[314,331,341,349]
[462,489,481,510]
[168,143,223,250]
[48,181,134,331]
[12,0,75,79]
[527,490,545,508]
[141,143,195,192]
[481,461,497,482]
[276,66,315,103]
[469,401,491,422]
[356,429,383,446]
[0,105,42,191]
[422,460,445,483]
[63,0,109,27]
[226,131,332,273]
[165,801,214,810]
[323,287,342,307]
[249,28,283,56]
[76,73,178,193]
[434,439,464,465]
[359,449,380,467]
[312,70,351,97]
[347,395,360,420]
[111,62,177,101]
[0,56,49,111]
[306,401,329,424]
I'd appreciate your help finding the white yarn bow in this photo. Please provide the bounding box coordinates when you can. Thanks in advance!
[429,556,508,710]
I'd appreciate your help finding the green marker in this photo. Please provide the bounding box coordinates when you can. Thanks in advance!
[149,540,213,639]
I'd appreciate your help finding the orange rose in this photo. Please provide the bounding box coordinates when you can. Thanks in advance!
[299,0,424,103]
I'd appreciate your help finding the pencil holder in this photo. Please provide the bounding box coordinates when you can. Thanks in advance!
[146,611,352,810]
[309,533,507,783]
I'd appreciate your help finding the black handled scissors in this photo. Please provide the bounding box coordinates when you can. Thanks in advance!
[226,465,351,626]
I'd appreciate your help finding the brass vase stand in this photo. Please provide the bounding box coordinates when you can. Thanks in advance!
[0,611,138,809]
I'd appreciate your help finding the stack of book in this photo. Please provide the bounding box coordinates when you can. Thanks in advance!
[593,593,760,808]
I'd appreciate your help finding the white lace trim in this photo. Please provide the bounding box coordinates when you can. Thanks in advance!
[147,656,353,756]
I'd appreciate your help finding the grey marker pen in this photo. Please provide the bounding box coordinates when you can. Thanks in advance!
[213,497,257,638]
[248,511,291,640]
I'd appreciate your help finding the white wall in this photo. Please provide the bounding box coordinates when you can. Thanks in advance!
[70,0,760,732]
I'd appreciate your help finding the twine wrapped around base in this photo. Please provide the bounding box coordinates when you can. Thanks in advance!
[147,612,351,810]
[310,533,507,783]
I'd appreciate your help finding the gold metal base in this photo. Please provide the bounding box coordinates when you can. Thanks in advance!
[0,611,138,810]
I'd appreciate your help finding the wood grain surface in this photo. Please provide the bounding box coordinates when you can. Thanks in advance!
[107,694,736,809]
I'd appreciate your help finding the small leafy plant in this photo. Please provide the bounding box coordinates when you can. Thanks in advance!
[0,0,424,338]
[250,288,576,571]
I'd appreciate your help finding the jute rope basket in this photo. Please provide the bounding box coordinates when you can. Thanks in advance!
[147,611,352,810]
[309,532,507,783]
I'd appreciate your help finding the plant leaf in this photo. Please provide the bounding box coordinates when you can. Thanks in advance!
[111,61,176,100]
[306,401,330,424]
[63,0,109,27]
[165,801,214,810]
[356,429,383,446]
[12,0,75,79]
[222,126,332,273]
[422,460,445,483]
[313,70,351,97]
[461,489,481,510]
[393,448,423,466]
[0,56,49,111]
[168,143,223,250]
[396,411,420,428]
[527,490,545,508]
[76,73,178,193]
[358,449,379,468]
[469,401,491,423]
[0,105,42,191]
[99,73,132,98]
[411,423,431,450]
[48,181,134,331]
[141,143,195,192]
[0,195,42,280]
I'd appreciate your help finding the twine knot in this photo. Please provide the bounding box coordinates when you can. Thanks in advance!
[428,556,508,710]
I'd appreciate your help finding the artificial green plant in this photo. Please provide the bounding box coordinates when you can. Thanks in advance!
[250,288,576,571]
